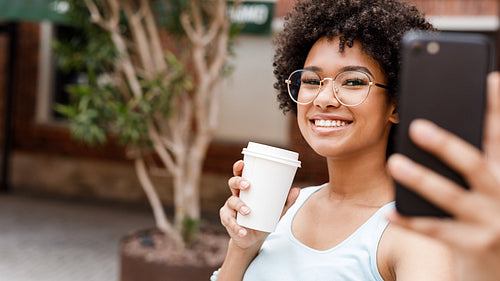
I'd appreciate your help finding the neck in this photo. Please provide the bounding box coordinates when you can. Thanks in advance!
[324,147,394,207]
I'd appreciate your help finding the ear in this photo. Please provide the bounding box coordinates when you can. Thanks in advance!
[388,102,399,124]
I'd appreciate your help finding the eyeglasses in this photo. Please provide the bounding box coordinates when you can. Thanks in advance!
[285,69,389,107]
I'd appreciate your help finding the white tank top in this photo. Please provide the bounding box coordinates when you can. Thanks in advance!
[243,184,394,281]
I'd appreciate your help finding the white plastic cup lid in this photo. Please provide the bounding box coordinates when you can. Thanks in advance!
[242,142,301,168]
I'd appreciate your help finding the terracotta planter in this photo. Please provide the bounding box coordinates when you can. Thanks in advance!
[119,228,227,281]
[120,253,214,281]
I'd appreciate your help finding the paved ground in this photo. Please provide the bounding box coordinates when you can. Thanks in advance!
[0,193,156,281]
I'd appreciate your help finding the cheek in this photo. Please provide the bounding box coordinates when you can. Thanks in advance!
[355,100,394,132]
[296,107,308,133]
[296,105,307,121]
[296,105,316,142]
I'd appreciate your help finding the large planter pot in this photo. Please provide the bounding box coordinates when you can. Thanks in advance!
[120,228,228,281]
[120,253,215,281]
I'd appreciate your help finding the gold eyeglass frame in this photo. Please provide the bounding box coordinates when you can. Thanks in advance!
[285,69,389,107]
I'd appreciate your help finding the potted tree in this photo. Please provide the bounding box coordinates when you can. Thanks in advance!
[55,0,240,279]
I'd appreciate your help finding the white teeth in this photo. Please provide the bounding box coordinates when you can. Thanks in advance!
[314,119,347,127]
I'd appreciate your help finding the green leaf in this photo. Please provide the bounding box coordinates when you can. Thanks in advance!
[54,103,76,118]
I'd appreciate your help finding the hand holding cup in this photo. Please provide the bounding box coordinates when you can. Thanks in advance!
[220,142,301,251]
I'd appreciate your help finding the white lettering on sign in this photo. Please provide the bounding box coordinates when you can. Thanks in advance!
[50,1,70,14]
[229,4,269,25]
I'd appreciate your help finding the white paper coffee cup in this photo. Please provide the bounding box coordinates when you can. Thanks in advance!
[236,142,301,232]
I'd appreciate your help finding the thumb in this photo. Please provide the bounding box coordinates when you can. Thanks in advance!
[281,187,300,217]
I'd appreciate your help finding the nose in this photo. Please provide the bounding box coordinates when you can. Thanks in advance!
[312,78,341,109]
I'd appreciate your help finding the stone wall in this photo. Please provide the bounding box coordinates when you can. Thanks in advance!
[10,151,231,213]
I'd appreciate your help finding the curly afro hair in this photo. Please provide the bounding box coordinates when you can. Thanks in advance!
[273,0,435,114]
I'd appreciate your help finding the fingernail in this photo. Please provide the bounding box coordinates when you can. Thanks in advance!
[410,119,439,144]
[240,206,250,215]
[238,228,247,237]
[389,154,414,177]
[240,180,249,189]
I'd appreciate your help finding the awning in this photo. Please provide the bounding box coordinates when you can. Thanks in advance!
[0,0,276,34]
[0,0,70,23]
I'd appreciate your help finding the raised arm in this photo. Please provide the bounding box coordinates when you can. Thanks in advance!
[387,72,500,281]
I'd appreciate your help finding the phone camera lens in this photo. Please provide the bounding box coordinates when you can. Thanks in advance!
[427,42,440,55]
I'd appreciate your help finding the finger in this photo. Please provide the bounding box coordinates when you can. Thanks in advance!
[227,176,250,197]
[281,187,300,217]
[484,72,500,172]
[226,196,251,216]
[233,160,244,176]
[390,154,500,225]
[408,119,498,195]
[221,210,247,238]
[220,198,249,238]
[387,210,498,253]
[388,154,476,220]
[219,202,236,228]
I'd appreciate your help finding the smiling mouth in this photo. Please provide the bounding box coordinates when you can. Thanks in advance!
[313,119,351,128]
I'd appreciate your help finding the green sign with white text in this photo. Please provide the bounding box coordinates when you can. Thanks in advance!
[0,0,70,23]
[229,1,275,35]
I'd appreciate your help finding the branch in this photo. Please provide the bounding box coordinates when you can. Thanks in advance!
[207,14,229,81]
[148,122,180,177]
[190,0,204,40]
[141,0,167,73]
[135,158,183,247]
[109,32,143,98]
[107,0,120,28]
[159,136,177,153]
[179,94,194,144]
[85,0,109,29]
[200,0,226,46]
[123,1,154,77]
[85,0,143,98]
[180,11,201,45]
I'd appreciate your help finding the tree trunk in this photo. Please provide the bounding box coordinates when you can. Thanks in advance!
[171,132,212,229]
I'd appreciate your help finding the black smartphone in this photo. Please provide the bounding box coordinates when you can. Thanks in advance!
[394,31,493,217]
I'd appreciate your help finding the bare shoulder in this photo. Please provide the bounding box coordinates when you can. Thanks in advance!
[377,224,456,281]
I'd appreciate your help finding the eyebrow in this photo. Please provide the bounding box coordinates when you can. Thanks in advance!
[303,65,375,77]
[340,65,374,76]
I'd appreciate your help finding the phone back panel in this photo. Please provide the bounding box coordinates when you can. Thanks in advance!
[395,31,491,217]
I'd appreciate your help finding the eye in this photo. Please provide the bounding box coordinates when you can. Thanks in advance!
[337,71,370,88]
[301,77,321,85]
[298,70,321,86]
[342,78,367,87]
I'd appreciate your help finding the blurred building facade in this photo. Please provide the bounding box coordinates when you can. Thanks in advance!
[0,0,498,212]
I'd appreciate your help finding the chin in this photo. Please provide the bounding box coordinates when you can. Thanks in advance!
[304,138,345,158]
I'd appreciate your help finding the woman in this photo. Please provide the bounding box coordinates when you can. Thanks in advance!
[216,0,455,280]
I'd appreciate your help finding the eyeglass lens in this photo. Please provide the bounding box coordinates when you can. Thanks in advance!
[287,70,372,106]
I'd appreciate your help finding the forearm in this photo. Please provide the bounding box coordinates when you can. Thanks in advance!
[216,239,260,281]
